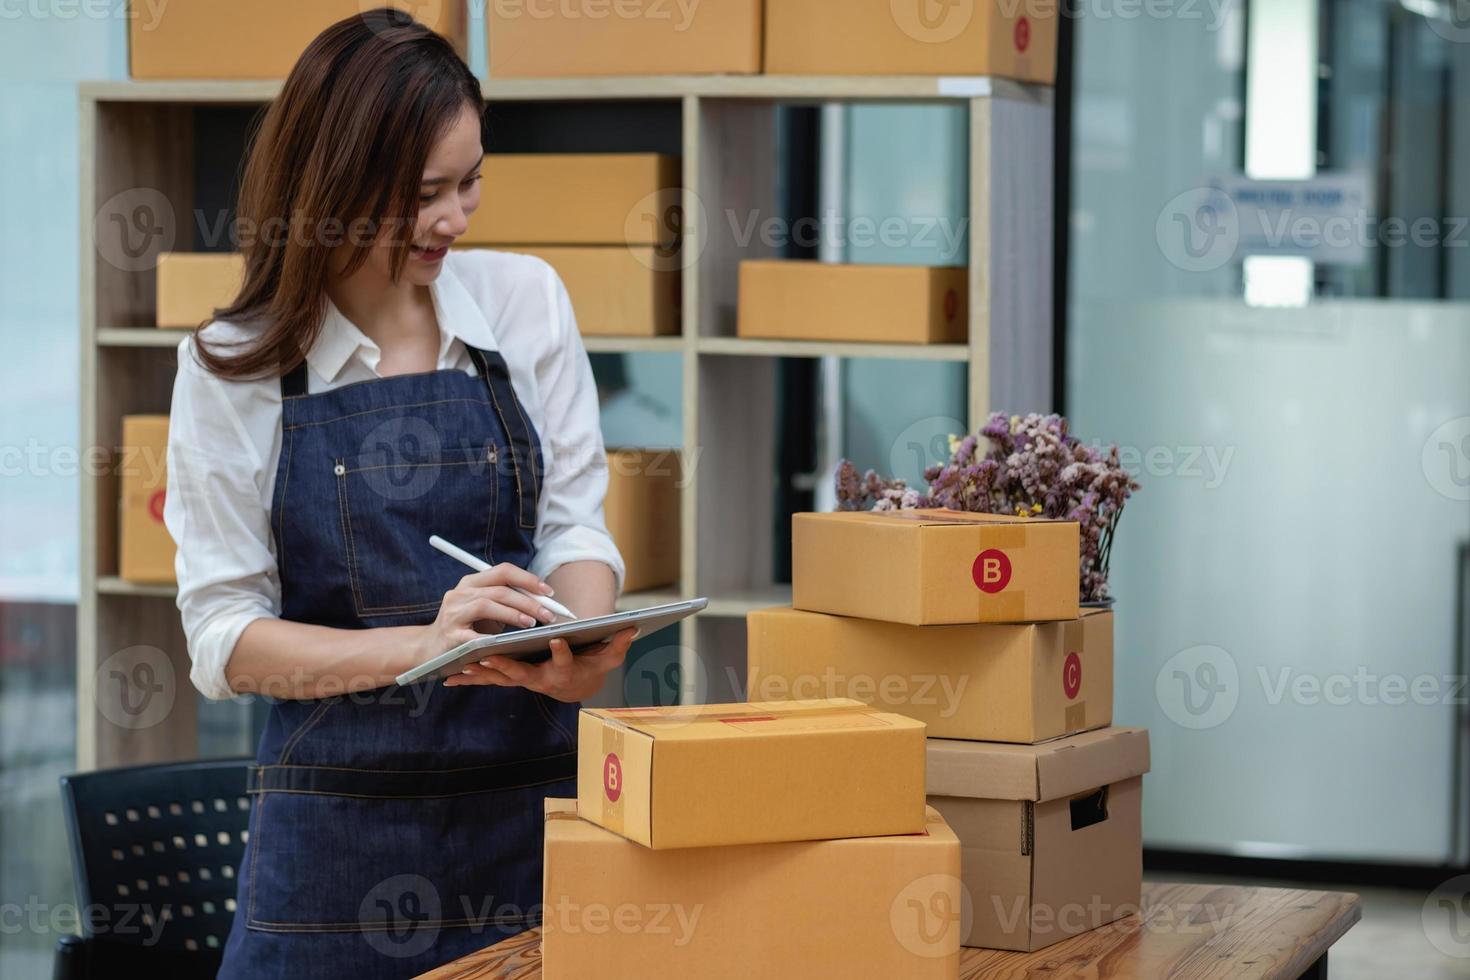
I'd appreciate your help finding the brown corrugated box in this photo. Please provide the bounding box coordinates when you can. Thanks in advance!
[488,0,762,77]
[541,799,961,979]
[746,607,1113,743]
[927,727,1150,952]
[496,246,679,337]
[576,699,927,849]
[119,415,175,583]
[155,253,244,329]
[604,449,680,593]
[793,510,1080,625]
[765,0,1057,84]
[737,260,967,345]
[462,154,681,247]
[129,1,468,80]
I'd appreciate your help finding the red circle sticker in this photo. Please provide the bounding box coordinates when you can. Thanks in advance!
[971,549,1012,593]
[603,753,622,803]
[1015,17,1031,52]
[1063,652,1082,700]
[147,488,167,523]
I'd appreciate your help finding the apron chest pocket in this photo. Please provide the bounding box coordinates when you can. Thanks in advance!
[335,445,500,618]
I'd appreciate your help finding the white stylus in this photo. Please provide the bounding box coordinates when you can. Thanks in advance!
[429,535,578,621]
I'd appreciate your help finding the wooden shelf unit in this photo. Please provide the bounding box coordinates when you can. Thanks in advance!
[79,75,1054,770]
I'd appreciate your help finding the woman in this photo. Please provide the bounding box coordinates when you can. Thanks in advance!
[163,10,635,977]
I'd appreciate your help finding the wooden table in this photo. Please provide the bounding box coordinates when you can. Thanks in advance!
[416,882,1361,980]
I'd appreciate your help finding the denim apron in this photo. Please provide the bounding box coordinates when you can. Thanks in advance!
[217,345,579,979]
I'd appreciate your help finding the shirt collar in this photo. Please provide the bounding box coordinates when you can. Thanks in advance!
[306,259,500,384]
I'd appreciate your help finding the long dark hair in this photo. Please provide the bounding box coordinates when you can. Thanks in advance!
[195,8,482,380]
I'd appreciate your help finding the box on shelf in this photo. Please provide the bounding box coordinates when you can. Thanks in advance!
[119,416,175,584]
[462,154,680,248]
[155,253,244,329]
[927,727,1149,952]
[604,449,681,593]
[737,260,967,345]
[542,799,961,979]
[495,246,679,337]
[793,510,1080,626]
[747,607,1112,743]
[764,0,1056,84]
[576,698,926,849]
[128,0,468,80]
[488,0,761,77]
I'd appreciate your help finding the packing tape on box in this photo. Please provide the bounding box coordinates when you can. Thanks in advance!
[601,724,625,836]
[977,523,1027,621]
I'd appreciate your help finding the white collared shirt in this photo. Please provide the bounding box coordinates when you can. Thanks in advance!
[164,249,626,701]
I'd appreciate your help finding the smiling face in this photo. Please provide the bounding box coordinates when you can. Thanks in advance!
[362,100,484,287]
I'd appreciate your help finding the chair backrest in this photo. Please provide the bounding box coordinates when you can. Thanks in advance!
[58,758,252,959]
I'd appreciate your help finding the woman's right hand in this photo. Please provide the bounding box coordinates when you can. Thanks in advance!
[415,565,558,664]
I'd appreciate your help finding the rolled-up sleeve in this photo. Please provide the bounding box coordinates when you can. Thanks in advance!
[527,267,627,593]
[163,336,282,701]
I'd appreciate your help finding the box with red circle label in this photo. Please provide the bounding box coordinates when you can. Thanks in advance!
[119,415,176,584]
[927,727,1150,951]
[576,698,926,849]
[747,606,1112,743]
[542,799,960,979]
[793,510,1080,626]
[764,0,1057,84]
[737,260,968,345]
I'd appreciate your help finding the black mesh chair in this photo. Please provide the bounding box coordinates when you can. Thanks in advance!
[54,758,253,980]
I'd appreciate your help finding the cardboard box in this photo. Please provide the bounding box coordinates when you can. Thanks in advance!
[155,253,244,329]
[604,449,681,593]
[927,727,1149,951]
[119,416,175,584]
[764,0,1056,84]
[737,260,967,345]
[488,0,762,77]
[576,699,926,849]
[746,607,1112,743]
[542,799,961,979]
[793,510,1080,626]
[497,246,679,337]
[129,1,468,80]
[462,154,680,248]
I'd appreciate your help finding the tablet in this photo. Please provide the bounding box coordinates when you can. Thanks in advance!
[395,598,709,686]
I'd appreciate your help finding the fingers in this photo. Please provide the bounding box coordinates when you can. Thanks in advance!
[456,595,547,631]
[457,564,553,596]
[443,663,515,687]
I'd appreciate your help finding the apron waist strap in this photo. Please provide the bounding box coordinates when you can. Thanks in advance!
[247,752,577,800]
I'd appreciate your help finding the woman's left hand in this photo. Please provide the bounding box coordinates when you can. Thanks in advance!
[443,627,637,702]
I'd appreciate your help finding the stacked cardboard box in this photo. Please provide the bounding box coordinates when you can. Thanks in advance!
[458,154,682,338]
[747,509,1151,952]
[544,698,962,977]
[603,449,681,593]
